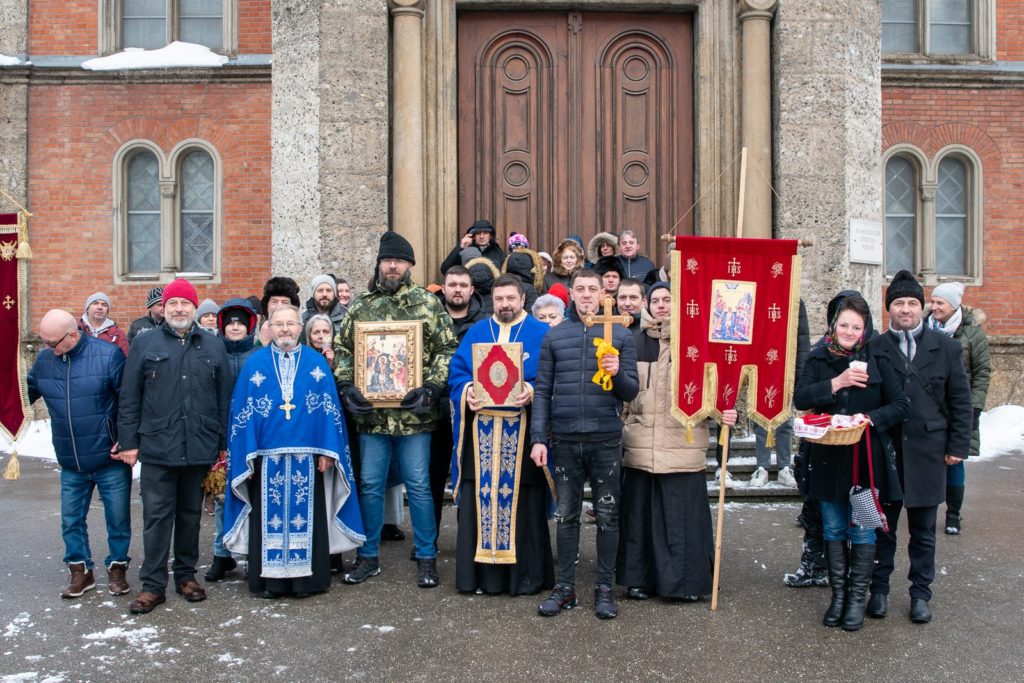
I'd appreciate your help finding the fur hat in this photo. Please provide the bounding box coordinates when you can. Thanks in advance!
[931,281,965,310]
[595,255,624,277]
[145,287,163,309]
[260,276,301,317]
[162,279,199,307]
[377,231,416,265]
[885,270,925,309]
[587,232,619,263]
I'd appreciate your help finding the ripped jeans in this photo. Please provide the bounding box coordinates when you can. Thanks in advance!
[551,436,622,587]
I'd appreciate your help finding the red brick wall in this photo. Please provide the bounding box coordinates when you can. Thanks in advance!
[882,87,1024,336]
[27,83,272,328]
[997,0,1024,62]
[29,1,272,55]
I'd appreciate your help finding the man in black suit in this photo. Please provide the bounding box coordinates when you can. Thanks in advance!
[869,270,972,624]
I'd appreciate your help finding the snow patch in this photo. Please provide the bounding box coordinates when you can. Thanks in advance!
[360,624,395,634]
[217,653,244,666]
[977,406,1024,461]
[82,626,160,654]
[2,675,66,683]
[81,42,228,71]
[4,613,32,638]
[218,616,243,628]
[0,54,21,66]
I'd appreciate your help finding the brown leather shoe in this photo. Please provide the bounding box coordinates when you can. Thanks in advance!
[107,562,130,596]
[61,562,96,599]
[128,591,166,614]
[175,579,207,602]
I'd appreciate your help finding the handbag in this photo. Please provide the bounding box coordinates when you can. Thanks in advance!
[849,424,889,532]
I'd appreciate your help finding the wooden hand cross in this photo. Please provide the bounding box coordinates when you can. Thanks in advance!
[583,296,633,345]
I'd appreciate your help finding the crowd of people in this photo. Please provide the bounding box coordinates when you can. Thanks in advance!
[25,224,987,629]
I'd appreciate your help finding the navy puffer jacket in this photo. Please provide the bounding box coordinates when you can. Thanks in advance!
[27,333,126,472]
[531,304,639,443]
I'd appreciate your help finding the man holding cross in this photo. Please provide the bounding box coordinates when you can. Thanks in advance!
[531,269,638,619]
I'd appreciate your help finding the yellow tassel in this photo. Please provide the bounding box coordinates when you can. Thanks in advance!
[15,211,32,260]
[766,429,776,448]
[685,425,693,444]
[4,449,20,480]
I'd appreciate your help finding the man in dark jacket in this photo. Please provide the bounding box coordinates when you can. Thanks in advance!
[616,230,657,282]
[530,269,639,620]
[28,309,130,599]
[127,287,164,344]
[440,219,506,275]
[118,278,235,614]
[302,274,346,334]
[868,270,973,624]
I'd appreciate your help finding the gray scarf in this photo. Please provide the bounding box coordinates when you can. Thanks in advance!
[928,307,962,338]
[889,319,924,360]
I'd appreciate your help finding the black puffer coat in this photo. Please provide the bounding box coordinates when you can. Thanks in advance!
[530,304,639,442]
[118,322,234,466]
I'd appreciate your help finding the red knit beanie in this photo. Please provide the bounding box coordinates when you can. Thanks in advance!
[547,282,570,307]
[162,278,199,307]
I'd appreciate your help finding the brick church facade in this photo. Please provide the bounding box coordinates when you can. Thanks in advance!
[1,0,1021,404]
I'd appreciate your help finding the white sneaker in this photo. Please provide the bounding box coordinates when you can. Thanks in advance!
[749,467,769,487]
[777,466,797,488]
[714,467,735,489]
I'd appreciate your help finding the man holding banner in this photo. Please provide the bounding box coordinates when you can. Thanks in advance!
[530,270,638,620]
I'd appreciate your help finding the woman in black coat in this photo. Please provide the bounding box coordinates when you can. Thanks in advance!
[794,293,909,632]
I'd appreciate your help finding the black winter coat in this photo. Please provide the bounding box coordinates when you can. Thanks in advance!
[118,322,234,466]
[27,334,126,473]
[794,345,909,503]
[530,305,639,442]
[874,327,973,507]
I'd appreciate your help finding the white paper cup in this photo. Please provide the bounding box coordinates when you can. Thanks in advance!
[849,360,867,373]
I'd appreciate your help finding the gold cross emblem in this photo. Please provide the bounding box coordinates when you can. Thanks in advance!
[2,295,14,310]
[280,400,295,420]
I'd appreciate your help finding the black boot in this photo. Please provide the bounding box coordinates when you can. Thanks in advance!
[822,541,848,628]
[204,556,237,582]
[945,486,964,535]
[841,544,875,632]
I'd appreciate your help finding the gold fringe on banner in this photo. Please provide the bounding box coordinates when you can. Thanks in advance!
[16,211,32,260]
[4,449,20,480]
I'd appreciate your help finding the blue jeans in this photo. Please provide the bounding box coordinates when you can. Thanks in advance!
[754,418,793,469]
[212,498,229,558]
[946,461,965,487]
[819,499,876,545]
[357,432,436,559]
[60,460,133,569]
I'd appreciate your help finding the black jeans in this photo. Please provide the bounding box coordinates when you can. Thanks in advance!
[871,501,938,601]
[139,463,209,595]
[552,436,621,587]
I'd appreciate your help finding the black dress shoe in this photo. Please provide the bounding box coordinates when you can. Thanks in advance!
[381,524,406,541]
[910,598,932,623]
[260,590,285,600]
[626,587,649,600]
[867,593,887,618]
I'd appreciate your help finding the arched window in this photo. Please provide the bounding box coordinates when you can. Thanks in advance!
[885,155,919,276]
[114,141,221,283]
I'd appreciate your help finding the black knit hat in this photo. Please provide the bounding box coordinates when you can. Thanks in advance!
[468,219,494,235]
[377,231,416,265]
[595,255,624,277]
[885,270,925,309]
[260,276,301,317]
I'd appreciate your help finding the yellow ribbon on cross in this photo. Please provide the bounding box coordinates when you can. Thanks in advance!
[591,337,619,391]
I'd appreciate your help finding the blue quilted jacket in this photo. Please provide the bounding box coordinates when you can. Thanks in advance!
[27,333,126,472]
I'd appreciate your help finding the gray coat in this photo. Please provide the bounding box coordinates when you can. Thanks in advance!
[875,326,973,507]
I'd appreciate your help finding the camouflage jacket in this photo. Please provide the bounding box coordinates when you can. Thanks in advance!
[334,280,457,435]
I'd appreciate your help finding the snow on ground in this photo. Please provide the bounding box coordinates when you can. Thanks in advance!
[976,405,1024,461]
[81,626,160,654]
[81,42,228,71]
[0,54,21,66]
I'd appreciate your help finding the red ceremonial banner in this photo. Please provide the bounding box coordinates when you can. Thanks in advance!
[0,212,29,441]
[671,236,801,441]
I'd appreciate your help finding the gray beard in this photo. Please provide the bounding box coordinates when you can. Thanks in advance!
[379,270,412,293]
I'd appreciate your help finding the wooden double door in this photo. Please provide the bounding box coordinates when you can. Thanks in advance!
[457,11,694,258]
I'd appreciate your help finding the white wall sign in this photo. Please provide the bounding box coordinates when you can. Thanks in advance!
[849,219,883,265]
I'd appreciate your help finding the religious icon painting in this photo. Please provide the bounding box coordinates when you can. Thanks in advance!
[471,343,524,408]
[354,320,423,407]
[708,279,756,345]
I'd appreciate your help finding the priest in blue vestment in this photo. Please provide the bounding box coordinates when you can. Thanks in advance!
[450,274,555,595]
[224,305,364,599]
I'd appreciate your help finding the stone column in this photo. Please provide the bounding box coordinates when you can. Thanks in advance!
[738,0,776,239]
[918,182,938,285]
[390,0,426,282]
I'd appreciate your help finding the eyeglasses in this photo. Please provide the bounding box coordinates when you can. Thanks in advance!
[380,259,408,266]
[43,331,72,349]
[269,321,302,330]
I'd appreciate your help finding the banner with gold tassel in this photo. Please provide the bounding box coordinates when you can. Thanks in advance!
[1,210,31,480]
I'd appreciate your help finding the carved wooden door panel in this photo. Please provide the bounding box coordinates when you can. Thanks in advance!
[458,12,693,261]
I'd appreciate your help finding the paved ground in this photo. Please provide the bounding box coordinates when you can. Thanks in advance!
[1,452,1022,682]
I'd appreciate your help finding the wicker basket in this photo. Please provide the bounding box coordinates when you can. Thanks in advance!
[805,422,867,446]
